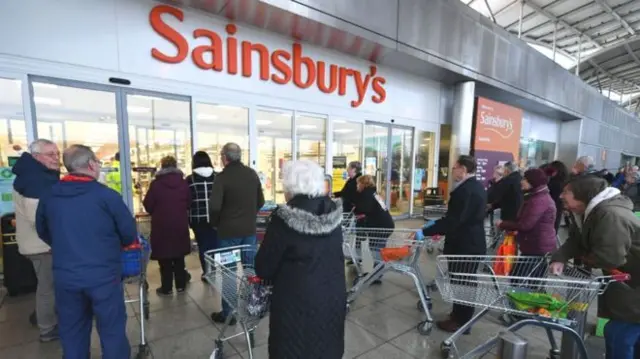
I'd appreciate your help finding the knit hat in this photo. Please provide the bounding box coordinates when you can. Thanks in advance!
[524,168,548,188]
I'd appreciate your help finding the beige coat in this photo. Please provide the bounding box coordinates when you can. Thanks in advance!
[13,190,50,255]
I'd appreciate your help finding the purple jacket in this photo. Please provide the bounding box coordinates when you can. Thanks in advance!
[499,186,557,255]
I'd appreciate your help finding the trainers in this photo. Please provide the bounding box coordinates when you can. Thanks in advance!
[210,311,237,325]
[176,287,186,294]
[40,327,59,342]
[185,271,192,283]
[155,288,173,297]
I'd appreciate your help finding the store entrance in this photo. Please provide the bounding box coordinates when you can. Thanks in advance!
[29,77,191,214]
[363,122,414,218]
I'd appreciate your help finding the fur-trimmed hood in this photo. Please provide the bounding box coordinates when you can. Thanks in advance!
[275,197,343,235]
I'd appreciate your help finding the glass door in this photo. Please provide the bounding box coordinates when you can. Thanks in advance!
[364,123,389,203]
[390,127,413,217]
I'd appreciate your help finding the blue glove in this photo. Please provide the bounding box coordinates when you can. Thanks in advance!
[414,230,425,241]
[423,220,436,229]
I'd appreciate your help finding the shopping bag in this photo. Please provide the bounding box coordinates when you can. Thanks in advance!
[246,276,271,318]
[121,235,149,278]
[380,246,412,262]
[492,231,516,275]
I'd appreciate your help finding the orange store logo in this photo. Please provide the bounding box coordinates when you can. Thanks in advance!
[149,5,387,108]
[478,111,514,139]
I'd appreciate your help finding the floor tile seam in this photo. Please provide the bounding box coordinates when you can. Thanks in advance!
[384,339,423,359]
[145,322,213,345]
[344,312,404,344]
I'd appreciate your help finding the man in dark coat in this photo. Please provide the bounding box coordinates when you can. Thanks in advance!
[421,155,487,333]
[256,160,345,359]
[209,142,265,324]
[143,156,191,296]
[488,161,523,221]
[333,161,362,212]
[35,145,136,359]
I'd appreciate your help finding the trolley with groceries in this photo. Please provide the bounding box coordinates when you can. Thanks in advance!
[434,254,630,359]
[121,227,152,359]
[204,245,271,359]
[344,226,441,335]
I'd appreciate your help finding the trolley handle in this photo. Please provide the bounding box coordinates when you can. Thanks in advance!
[247,275,264,284]
[609,269,631,282]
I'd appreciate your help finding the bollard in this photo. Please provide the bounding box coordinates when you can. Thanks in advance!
[497,331,528,359]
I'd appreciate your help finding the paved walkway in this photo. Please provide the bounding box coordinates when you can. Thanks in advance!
[0,220,606,358]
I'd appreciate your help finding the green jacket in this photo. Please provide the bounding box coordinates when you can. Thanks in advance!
[551,188,640,323]
[105,160,122,194]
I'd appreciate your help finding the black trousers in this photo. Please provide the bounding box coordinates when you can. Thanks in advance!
[158,257,187,291]
[449,259,480,325]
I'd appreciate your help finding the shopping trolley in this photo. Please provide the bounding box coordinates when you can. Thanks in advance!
[135,213,151,240]
[204,245,271,359]
[122,235,152,359]
[434,255,630,359]
[423,205,447,254]
[344,228,440,335]
[342,210,357,231]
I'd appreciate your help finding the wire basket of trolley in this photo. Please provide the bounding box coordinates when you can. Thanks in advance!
[341,209,357,232]
[344,226,442,335]
[204,245,271,359]
[434,254,630,359]
[121,234,152,359]
[423,205,447,254]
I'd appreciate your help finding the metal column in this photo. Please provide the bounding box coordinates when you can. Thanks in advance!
[448,81,476,192]
[552,22,558,62]
[518,0,524,38]
[575,36,582,76]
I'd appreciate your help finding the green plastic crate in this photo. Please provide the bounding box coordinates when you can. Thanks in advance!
[596,317,609,337]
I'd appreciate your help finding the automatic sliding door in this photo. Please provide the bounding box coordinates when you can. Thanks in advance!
[364,123,390,207]
[389,127,413,217]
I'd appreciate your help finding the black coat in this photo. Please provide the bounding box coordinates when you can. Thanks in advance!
[352,186,395,229]
[255,195,346,359]
[488,171,523,221]
[547,175,565,232]
[334,173,360,212]
[423,177,487,255]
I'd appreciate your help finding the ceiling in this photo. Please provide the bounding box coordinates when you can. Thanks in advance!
[461,0,640,110]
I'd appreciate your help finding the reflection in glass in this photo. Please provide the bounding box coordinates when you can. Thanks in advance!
[389,128,413,216]
[127,95,191,213]
[196,103,249,171]
[413,131,436,215]
[364,124,389,206]
[0,78,29,166]
[257,109,292,205]
[332,119,362,194]
[296,114,326,169]
[519,138,556,169]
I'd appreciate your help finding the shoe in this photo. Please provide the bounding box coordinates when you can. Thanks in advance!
[436,319,463,333]
[185,271,192,283]
[40,327,59,342]
[155,288,173,297]
[29,311,37,327]
[176,287,186,294]
[210,311,237,325]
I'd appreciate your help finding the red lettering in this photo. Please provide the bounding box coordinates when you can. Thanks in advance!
[226,24,238,75]
[271,50,292,84]
[292,43,316,89]
[149,5,188,64]
[317,62,338,94]
[371,76,387,104]
[242,41,270,80]
[338,67,355,96]
[350,65,376,108]
[192,29,223,71]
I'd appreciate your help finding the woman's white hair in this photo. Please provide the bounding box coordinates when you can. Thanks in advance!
[282,160,326,198]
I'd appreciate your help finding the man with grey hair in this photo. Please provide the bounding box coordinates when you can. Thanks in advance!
[572,156,596,176]
[209,142,264,324]
[36,144,136,359]
[487,161,523,222]
[12,138,60,341]
[334,160,362,213]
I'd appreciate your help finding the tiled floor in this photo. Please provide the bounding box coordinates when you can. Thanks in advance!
[0,220,606,358]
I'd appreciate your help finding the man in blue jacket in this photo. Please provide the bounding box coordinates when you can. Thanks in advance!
[36,144,136,359]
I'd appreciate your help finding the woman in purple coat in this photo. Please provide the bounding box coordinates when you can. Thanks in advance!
[143,156,191,296]
[497,168,557,279]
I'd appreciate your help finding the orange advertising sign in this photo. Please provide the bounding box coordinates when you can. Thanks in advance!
[473,97,523,160]
[149,5,387,108]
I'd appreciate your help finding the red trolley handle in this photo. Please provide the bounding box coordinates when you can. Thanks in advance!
[609,269,631,282]
[247,275,263,284]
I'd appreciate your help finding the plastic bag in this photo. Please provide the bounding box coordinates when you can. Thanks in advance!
[492,232,516,275]
[380,246,412,262]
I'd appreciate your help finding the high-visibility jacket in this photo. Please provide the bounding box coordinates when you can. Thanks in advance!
[105,160,122,194]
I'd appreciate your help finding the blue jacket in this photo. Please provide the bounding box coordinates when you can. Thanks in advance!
[36,175,136,288]
[13,152,59,199]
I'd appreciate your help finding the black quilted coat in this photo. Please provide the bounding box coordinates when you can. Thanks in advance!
[255,195,346,359]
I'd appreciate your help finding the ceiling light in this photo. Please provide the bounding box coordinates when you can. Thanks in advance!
[333,119,346,124]
[215,104,241,110]
[198,113,218,120]
[420,144,427,147]
[298,125,317,130]
[33,83,58,89]
[34,97,61,106]
[256,119,272,125]
[333,129,353,133]
[127,106,150,113]
[131,94,164,101]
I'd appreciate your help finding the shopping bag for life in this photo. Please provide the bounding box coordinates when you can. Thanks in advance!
[246,276,271,317]
[121,235,150,278]
[492,231,516,275]
[380,245,412,262]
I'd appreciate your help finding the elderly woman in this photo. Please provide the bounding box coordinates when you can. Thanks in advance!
[255,160,346,359]
[620,171,640,211]
[143,156,191,296]
[550,176,640,359]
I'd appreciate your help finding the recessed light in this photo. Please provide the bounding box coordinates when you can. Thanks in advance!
[298,125,317,130]
[198,113,218,120]
[127,106,150,113]
[132,94,164,101]
[34,97,62,106]
[256,119,272,125]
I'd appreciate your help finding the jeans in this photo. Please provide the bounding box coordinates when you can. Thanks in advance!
[158,257,187,291]
[28,253,57,335]
[219,235,257,317]
[604,320,640,359]
[191,225,219,274]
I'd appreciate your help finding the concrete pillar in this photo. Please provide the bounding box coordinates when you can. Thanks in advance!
[448,81,476,192]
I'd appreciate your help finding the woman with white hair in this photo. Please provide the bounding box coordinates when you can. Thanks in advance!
[255,160,346,359]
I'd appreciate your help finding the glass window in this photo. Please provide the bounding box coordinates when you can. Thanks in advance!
[196,103,249,171]
[389,127,413,216]
[413,131,437,215]
[331,119,362,193]
[0,78,28,166]
[257,109,292,205]
[296,114,326,169]
[519,138,556,169]
[127,94,191,213]
[364,123,389,203]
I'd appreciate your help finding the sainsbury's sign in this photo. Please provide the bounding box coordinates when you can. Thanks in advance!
[149,5,387,108]
[478,111,514,139]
